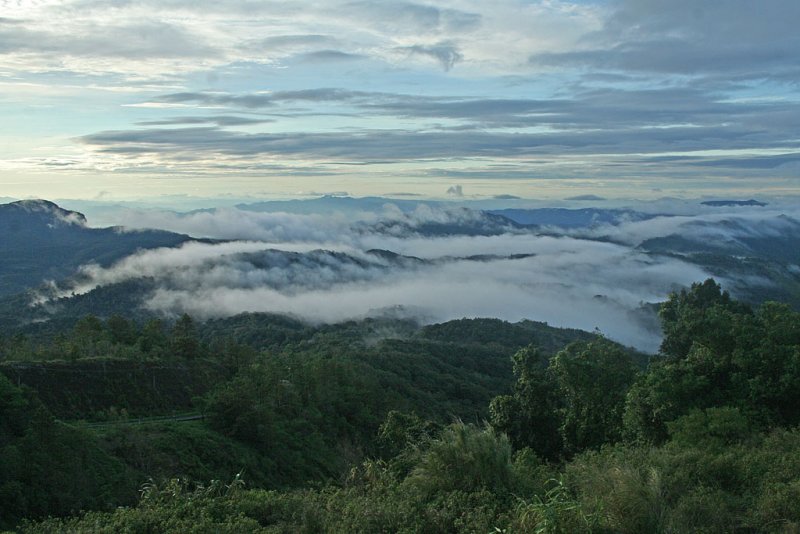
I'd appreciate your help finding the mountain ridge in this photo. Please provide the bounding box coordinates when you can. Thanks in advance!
[0,199,193,297]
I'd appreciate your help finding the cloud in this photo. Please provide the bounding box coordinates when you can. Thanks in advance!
[678,153,800,170]
[112,85,800,167]
[149,88,413,108]
[136,115,273,126]
[51,204,783,352]
[97,207,358,242]
[258,34,339,50]
[386,192,423,198]
[4,0,799,195]
[0,0,582,80]
[446,185,464,197]
[79,75,796,188]
[0,19,217,59]
[343,1,481,35]
[5,0,790,86]
[566,195,606,201]
[60,232,708,352]
[296,50,366,63]
[100,202,527,243]
[572,207,800,247]
[400,42,463,71]
[47,199,800,354]
[153,92,276,109]
[80,114,798,165]
[529,0,800,82]
[139,250,680,352]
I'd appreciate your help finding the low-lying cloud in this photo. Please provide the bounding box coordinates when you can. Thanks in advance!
[48,201,800,353]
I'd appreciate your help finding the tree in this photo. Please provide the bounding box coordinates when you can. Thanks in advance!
[171,314,201,359]
[377,410,438,460]
[73,314,105,344]
[139,318,168,355]
[659,279,751,359]
[551,339,637,454]
[106,314,136,345]
[626,288,800,443]
[0,375,134,529]
[489,346,562,460]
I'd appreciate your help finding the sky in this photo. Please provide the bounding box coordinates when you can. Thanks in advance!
[1,0,799,201]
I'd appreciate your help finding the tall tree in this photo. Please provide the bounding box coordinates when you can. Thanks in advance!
[171,314,200,359]
[489,346,562,460]
[659,278,751,359]
[626,285,800,443]
[551,339,637,453]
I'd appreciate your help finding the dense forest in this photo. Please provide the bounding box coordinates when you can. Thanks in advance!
[2,279,800,532]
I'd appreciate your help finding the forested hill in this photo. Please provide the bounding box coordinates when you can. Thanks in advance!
[0,200,192,296]
[3,280,800,532]
[0,311,605,530]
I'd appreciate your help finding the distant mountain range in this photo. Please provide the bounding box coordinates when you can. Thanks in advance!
[1,197,798,340]
[488,207,657,228]
[639,215,800,264]
[701,199,768,207]
[237,195,433,215]
[0,199,192,296]
[0,246,551,334]
[638,214,800,307]
[358,209,524,237]
[238,196,657,229]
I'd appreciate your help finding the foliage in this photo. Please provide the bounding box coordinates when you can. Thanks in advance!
[95,421,275,489]
[417,317,597,355]
[490,339,637,458]
[625,282,800,443]
[489,346,562,460]
[507,478,597,534]
[404,423,514,498]
[9,282,800,532]
[0,313,208,364]
[0,358,225,420]
[376,410,437,456]
[551,339,637,454]
[18,424,552,534]
[560,427,800,533]
[204,352,386,486]
[0,374,136,530]
[658,278,752,359]
[666,406,753,451]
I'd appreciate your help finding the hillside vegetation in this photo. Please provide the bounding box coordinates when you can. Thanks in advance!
[1,280,800,532]
[0,200,192,297]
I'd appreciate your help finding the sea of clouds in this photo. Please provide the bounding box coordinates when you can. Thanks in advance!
[45,198,800,352]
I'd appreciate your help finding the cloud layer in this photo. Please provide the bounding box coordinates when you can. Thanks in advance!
[70,202,800,351]
[49,198,800,353]
[64,236,700,352]
[2,1,798,199]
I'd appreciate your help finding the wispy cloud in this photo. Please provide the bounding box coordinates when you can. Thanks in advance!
[135,115,273,126]
[63,203,800,351]
[530,0,800,83]
[72,83,799,181]
[60,232,702,352]
[43,199,800,352]
[2,0,798,198]
[400,41,463,71]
